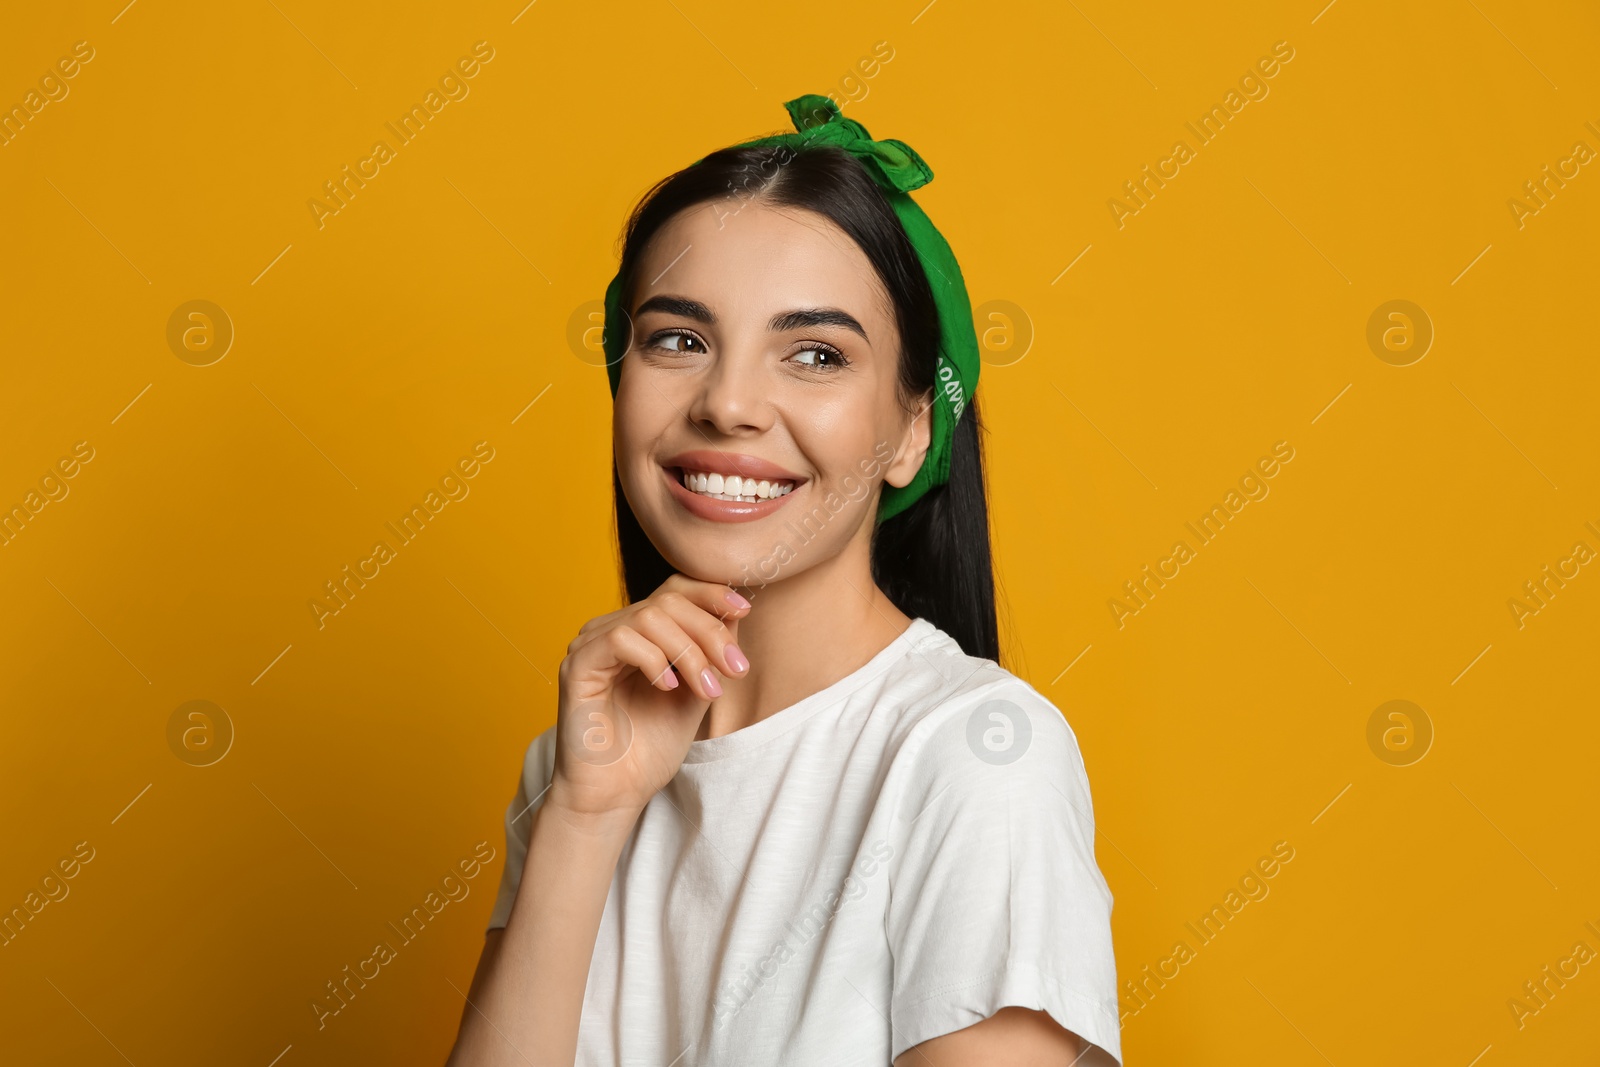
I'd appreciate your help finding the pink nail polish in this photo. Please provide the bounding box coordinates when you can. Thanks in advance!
[725,643,749,674]
[700,667,723,698]
[725,589,751,610]
[660,668,679,689]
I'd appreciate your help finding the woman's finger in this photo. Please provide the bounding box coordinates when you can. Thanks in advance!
[624,604,722,700]
[658,573,753,623]
[577,605,629,637]
[567,621,681,693]
[565,577,750,671]
[649,589,749,681]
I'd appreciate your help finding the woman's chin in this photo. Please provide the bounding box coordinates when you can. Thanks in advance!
[657,545,770,588]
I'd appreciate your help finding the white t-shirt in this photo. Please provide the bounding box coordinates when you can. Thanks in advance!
[486,616,1122,1065]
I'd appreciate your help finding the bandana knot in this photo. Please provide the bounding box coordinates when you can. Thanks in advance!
[776,94,934,196]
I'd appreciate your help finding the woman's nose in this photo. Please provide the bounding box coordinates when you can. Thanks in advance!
[686,346,773,435]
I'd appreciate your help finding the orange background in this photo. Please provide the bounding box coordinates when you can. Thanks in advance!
[2,1,1597,1063]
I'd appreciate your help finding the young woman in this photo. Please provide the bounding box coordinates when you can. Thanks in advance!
[446,95,1121,1067]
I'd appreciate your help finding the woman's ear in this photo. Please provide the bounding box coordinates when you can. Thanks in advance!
[883,390,935,489]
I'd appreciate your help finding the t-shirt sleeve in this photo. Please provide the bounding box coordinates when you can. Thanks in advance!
[485,726,557,932]
[885,675,1122,1065]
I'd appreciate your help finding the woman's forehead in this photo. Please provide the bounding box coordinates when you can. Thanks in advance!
[636,203,896,328]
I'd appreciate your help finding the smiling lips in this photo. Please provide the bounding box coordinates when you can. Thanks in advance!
[662,450,805,522]
[681,469,795,501]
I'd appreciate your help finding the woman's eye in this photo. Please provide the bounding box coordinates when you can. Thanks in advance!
[791,345,850,370]
[648,330,706,354]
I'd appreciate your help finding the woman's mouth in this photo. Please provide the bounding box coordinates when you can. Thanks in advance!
[678,468,796,502]
[660,451,806,523]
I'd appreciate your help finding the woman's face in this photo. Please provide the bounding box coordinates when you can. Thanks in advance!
[613,200,931,589]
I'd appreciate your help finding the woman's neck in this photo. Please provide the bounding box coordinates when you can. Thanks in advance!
[694,547,913,742]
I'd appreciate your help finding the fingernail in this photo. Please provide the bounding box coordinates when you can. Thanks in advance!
[659,668,679,689]
[725,643,748,674]
[725,589,751,610]
[700,667,723,698]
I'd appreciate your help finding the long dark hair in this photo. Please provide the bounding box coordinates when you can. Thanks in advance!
[608,141,1000,665]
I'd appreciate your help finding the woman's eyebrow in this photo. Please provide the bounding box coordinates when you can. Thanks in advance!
[768,308,869,343]
[634,294,714,323]
[634,295,870,344]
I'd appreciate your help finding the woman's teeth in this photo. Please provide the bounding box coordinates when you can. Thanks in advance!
[681,469,795,502]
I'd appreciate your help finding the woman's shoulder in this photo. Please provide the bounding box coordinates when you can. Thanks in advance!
[881,620,1098,813]
[892,620,1089,758]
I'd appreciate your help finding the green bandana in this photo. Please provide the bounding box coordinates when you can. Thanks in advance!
[601,93,980,523]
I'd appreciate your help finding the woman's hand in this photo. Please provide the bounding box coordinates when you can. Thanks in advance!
[446,577,745,1065]
[549,574,750,822]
